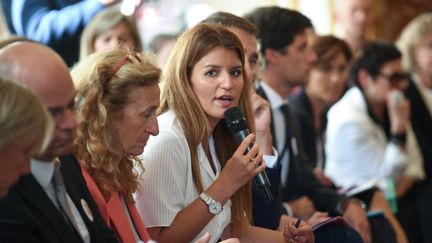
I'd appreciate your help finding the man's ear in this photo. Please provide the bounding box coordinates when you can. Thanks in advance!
[264,48,279,65]
[358,68,373,90]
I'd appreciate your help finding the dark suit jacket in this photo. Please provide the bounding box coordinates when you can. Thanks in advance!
[289,88,323,168]
[0,155,119,243]
[251,160,283,229]
[405,79,432,182]
[280,102,343,214]
[252,86,344,230]
[398,78,432,243]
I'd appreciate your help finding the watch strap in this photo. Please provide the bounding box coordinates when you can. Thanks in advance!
[199,192,223,215]
[200,192,216,205]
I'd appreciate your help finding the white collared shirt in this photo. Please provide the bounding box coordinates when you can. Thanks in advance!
[31,158,55,188]
[136,111,232,243]
[31,159,90,243]
[260,81,291,186]
[263,148,279,168]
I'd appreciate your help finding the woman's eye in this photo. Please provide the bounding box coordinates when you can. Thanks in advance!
[231,69,242,77]
[142,112,151,120]
[205,70,217,77]
[337,65,347,73]
[142,108,156,120]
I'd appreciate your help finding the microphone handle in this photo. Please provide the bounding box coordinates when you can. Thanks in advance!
[233,130,273,201]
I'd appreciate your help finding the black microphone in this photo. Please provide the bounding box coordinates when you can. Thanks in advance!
[224,107,273,201]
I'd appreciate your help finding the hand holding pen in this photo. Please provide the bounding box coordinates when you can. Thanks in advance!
[295,218,302,228]
[282,217,314,243]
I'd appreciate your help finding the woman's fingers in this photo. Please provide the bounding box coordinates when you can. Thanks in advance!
[235,133,255,156]
[283,219,314,243]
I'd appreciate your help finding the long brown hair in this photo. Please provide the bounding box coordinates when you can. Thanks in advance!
[72,49,160,201]
[160,23,254,233]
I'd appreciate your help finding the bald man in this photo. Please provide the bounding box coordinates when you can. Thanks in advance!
[0,42,119,243]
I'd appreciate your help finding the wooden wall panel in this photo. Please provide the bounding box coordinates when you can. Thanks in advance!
[375,0,432,42]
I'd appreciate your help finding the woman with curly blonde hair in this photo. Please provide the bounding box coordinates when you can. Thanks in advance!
[72,49,160,243]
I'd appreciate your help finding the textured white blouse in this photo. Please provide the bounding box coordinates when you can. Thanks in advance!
[135,110,231,243]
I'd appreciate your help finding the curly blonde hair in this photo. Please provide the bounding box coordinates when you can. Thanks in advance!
[160,23,254,233]
[72,49,160,201]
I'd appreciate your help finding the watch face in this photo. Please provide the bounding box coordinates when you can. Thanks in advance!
[209,201,222,215]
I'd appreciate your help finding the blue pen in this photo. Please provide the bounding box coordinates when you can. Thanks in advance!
[294,217,301,228]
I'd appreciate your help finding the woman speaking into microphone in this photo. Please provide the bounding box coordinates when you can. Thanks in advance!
[136,23,313,243]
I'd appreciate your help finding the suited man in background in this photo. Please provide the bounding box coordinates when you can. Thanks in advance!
[0,41,119,243]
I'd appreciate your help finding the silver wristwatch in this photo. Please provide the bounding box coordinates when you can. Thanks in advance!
[199,192,223,215]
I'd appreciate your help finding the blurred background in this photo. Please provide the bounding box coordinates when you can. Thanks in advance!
[123,0,432,50]
[1,0,431,55]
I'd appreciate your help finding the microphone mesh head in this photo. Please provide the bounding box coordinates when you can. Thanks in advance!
[224,107,248,134]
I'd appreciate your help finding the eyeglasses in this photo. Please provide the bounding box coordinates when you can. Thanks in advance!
[378,72,409,84]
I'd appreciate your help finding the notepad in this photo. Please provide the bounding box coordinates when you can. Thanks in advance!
[312,216,347,231]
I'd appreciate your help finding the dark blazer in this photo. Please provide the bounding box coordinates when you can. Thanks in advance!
[289,88,322,168]
[405,79,432,182]
[280,104,343,214]
[0,155,119,243]
[251,154,283,229]
[397,78,432,243]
